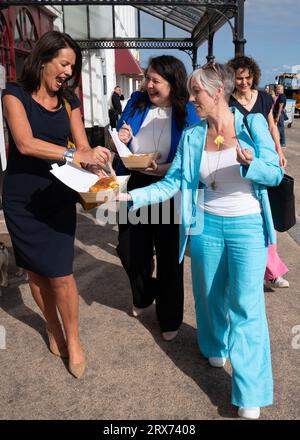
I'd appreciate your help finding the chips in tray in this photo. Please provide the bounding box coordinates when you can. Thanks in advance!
[121,152,157,169]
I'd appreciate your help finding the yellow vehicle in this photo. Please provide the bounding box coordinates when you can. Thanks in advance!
[292,89,300,115]
[277,73,299,98]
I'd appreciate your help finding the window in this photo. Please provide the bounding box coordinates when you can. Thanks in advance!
[63,5,88,39]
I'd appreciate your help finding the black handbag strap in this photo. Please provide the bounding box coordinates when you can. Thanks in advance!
[243,115,254,142]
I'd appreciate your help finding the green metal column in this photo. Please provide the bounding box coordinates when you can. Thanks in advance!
[234,0,246,56]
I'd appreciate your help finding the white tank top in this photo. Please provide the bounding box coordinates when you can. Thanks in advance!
[200,147,261,217]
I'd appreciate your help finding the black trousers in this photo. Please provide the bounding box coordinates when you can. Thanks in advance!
[117,172,184,332]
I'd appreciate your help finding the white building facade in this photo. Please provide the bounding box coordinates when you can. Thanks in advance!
[60,5,141,132]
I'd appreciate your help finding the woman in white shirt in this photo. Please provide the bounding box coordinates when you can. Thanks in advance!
[116,56,199,342]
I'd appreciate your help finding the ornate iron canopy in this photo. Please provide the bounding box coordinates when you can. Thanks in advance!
[1,1,246,67]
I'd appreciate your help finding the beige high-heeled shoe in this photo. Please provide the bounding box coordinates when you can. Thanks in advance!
[68,360,85,379]
[46,329,68,359]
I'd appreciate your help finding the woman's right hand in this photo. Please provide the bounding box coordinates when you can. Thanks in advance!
[75,146,111,166]
[118,123,133,144]
[116,192,132,202]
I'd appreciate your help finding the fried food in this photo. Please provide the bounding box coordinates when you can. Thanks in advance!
[89,176,119,193]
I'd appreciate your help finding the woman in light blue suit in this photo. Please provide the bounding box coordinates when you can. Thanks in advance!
[119,63,283,419]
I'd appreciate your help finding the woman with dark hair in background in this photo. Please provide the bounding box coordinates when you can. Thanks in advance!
[227,55,289,289]
[116,55,199,341]
[2,30,111,378]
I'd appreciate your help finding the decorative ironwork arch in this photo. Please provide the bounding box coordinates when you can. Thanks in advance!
[0,11,15,79]
[12,7,39,78]
[1,1,246,69]
[14,7,38,53]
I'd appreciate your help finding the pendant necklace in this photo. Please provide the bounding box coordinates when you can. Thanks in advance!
[206,149,222,191]
[206,113,236,190]
[205,136,223,191]
[206,137,238,190]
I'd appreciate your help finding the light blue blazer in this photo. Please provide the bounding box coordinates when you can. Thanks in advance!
[130,107,284,262]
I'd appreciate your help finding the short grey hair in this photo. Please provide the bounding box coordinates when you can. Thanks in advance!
[187,63,235,102]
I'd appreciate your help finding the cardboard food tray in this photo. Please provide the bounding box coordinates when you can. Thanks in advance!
[78,175,130,204]
[121,152,157,169]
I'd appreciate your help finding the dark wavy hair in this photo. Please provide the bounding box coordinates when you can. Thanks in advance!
[136,55,189,129]
[18,30,82,106]
[226,55,261,90]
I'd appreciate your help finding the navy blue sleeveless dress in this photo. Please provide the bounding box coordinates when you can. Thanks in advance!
[2,83,80,277]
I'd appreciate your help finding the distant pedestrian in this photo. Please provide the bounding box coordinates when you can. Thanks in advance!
[273,84,287,148]
[270,89,278,110]
[109,85,124,128]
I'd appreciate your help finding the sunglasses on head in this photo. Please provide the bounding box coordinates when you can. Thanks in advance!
[203,62,218,73]
[202,62,224,81]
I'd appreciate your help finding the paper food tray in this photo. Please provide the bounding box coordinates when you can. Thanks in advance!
[121,152,157,169]
[50,162,129,204]
[108,128,157,169]
[79,175,130,204]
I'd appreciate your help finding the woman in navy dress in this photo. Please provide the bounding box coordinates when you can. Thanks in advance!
[2,31,111,378]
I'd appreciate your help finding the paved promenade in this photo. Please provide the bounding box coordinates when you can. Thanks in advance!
[0,119,299,420]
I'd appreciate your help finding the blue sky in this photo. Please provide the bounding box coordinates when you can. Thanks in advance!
[140,0,300,87]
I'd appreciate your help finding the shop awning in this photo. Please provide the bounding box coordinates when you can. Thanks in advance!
[115,48,143,78]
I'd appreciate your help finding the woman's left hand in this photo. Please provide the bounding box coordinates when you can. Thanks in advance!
[236,146,254,165]
[144,160,159,173]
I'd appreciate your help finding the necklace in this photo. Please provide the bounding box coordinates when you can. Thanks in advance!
[152,107,170,153]
[235,91,253,107]
[205,138,223,191]
[206,151,222,191]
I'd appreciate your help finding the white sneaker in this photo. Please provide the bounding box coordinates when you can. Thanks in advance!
[162,330,178,341]
[238,407,260,419]
[132,305,145,317]
[265,276,289,288]
[132,302,154,317]
[208,357,227,367]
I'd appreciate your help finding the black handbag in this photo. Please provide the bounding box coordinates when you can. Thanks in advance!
[282,109,289,121]
[243,116,296,232]
[267,174,296,232]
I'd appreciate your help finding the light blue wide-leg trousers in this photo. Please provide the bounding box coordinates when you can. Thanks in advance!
[190,212,273,407]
